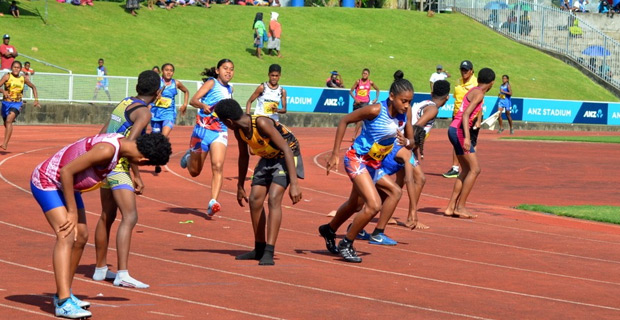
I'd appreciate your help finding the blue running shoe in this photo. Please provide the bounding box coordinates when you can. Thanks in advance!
[70,293,90,309]
[207,199,220,217]
[346,223,371,240]
[180,149,191,169]
[369,233,397,246]
[55,298,92,319]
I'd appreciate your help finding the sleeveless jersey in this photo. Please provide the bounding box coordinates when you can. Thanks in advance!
[104,97,148,172]
[411,100,437,134]
[151,78,178,121]
[453,75,478,116]
[450,87,483,129]
[196,78,232,133]
[353,99,407,161]
[97,66,108,85]
[3,73,24,102]
[31,133,124,191]
[354,79,372,103]
[499,83,511,100]
[254,82,282,117]
[239,115,300,159]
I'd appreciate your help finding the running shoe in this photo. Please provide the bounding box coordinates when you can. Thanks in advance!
[337,239,362,263]
[510,128,514,135]
[346,223,371,240]
[55,298,92,319]
[207,199,221,216]
[498,128,505,134]
[318,224,339,254]
[369,233,397,246]
[442,168,459,178]
[113,274,150,289]
[179,149,191,169]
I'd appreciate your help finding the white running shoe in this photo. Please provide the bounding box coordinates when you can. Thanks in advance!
[55,298,92,319]
[113,273,150,289]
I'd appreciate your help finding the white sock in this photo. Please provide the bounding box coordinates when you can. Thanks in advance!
[452,166,459,172]
[114,270,149,289]
[93,266,116,281]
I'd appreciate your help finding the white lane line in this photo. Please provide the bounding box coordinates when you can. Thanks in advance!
[148,311,184,317]
[0,303,55,318]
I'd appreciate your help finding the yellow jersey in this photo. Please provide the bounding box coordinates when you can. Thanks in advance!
[453,75,478,117]
[4,74,24,102]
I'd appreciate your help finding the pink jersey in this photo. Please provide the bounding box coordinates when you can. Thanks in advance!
[31,133,124,191]
[354,79,372,103]
[450,87,483,129]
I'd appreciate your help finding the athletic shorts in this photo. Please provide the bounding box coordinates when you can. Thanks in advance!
[448,126,475,156]
[151,119,175,133]
[31,181,85,213]
[498,99,512,111]
[353,102,369,111]
[2,101,22,120]
[100,171,134,191]
[189,125,228,153]
[376,144,418,180]
[343,147,382,183]
[251,155,305,188]
[96,81,108,90]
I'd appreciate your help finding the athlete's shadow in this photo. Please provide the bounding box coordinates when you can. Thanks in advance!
[165,207,209,220]
[5,293,52,314]
[295,248,371,258]
[419,207,445,216]
[174,248,247,257]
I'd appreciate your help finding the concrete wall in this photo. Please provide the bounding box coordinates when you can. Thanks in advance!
[16,102,618,132]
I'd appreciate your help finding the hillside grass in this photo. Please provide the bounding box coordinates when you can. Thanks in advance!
[1,1,618,101]
[518,204,620,225]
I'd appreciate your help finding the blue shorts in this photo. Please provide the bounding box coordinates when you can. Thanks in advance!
[31,182,85,213]
[151,119,175,133]
[343,148,381,183]
[375,144,417,180]
[498,99,512,111]
[2,101,22,120]
[189,125,228,153]
[448,126,475,156]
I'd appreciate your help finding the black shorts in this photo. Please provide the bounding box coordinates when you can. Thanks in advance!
[251,155,305,188]
[352,102,369,111]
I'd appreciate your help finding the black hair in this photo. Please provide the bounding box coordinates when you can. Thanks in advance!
[136,133,172,166]
[393,70,404,81]
[11,60,22,68]
[477,68,496,84]
[253,12,264,29]
[363,68,370,73]
[136,70,161,96]
[431,80,450,98]
[201,59,233,82]
[152,66,160,71]
[24,61,30,65]
[213,99,243,123]
[502,74,510,83]
[161,63,174,72]
[269,64,281,74]
[98,58,104,62]
[390,78,413,96]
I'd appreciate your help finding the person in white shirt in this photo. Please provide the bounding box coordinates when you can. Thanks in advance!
[429,64,450,91]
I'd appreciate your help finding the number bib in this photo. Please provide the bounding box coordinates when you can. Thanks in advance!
[368,142,393,161]
[155,97,173,108]
[264,101,278,114]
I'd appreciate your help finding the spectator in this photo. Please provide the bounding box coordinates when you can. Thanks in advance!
[603,0,614,17]
[267,12,282,58]
[269,0,281,6]
[22,61,35,78]
[81,0,94,6]
[9,1,19,17]
[561,0,571,10]
[152,65,161,75]
[0,35,18,72]
[126,0,140,16]
[326,71,344,88]
[92,58,112,102]
[429,64,450,91]
[253,12,267,59]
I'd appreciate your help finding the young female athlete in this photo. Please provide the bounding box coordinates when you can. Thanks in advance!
[497,74,513,134]
[245,64,287,122]
[180,59,234,216]
[31,133,171,319]
[349,68,380,140]
[0,60,39,150]
[150,63,189,173]
[444,68,495,219]
[319,78,414,263]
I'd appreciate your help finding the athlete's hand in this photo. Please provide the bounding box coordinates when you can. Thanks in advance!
[180,104,187,116]
[326,152,339,175]
[396,130,409,147]
[289,183,302,204]
[463,137,471,152]
[237,185,248,207]
[134,177,144,195]
[58,211,78,239]
[202,104,212,114]
[33,100,41,108]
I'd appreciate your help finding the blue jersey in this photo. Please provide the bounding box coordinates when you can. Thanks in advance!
[151,78,178,121]
[352,99,407,162]
[499,83,511,100]
[97,66,108,86]
[196,78,232,133]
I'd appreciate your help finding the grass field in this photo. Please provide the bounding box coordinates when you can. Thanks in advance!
[1,1,618,101]
[502,136,620,143]
[517,204,620,225]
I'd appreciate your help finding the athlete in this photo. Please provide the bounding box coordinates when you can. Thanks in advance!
[246,64,287,122]
[31,133,171,319]
[0,60,40,150]
[349,68,380,140]
[180,59,234,216]
[497,74,513,134]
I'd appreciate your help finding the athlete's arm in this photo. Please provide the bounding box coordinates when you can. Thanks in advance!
[127,105,152,194]
[190,79,215,113]
[349,81,358,102]
[256,117,301,204]
[235,129,250,206]
[461,89,483,150]
[245,84,264,114]
[505,83,512,96]
[24,77,40,107]
[371,81,380,104]
[0,74,8,96]
[176,80,190,116]
[278,88,287,114]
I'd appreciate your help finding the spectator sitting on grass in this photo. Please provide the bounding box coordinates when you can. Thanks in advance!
[9,1,19,18]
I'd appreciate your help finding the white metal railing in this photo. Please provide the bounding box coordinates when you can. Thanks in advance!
[450,0,620,90]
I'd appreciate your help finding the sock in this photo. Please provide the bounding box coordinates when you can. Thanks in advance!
[452,165,459,172]
[258,244,275,266]
[372,228,384,236]
[236,242,266,260]
[116,270,128,278]
[57,298,69,307]
[93,266,114,281]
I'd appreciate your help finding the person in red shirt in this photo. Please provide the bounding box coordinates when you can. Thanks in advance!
[267,12,282,58]
[0,34,18,71]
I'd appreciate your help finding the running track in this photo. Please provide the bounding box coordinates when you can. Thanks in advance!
[1,125,619,319]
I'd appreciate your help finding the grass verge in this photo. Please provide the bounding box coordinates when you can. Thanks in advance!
[517,204,620,225]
